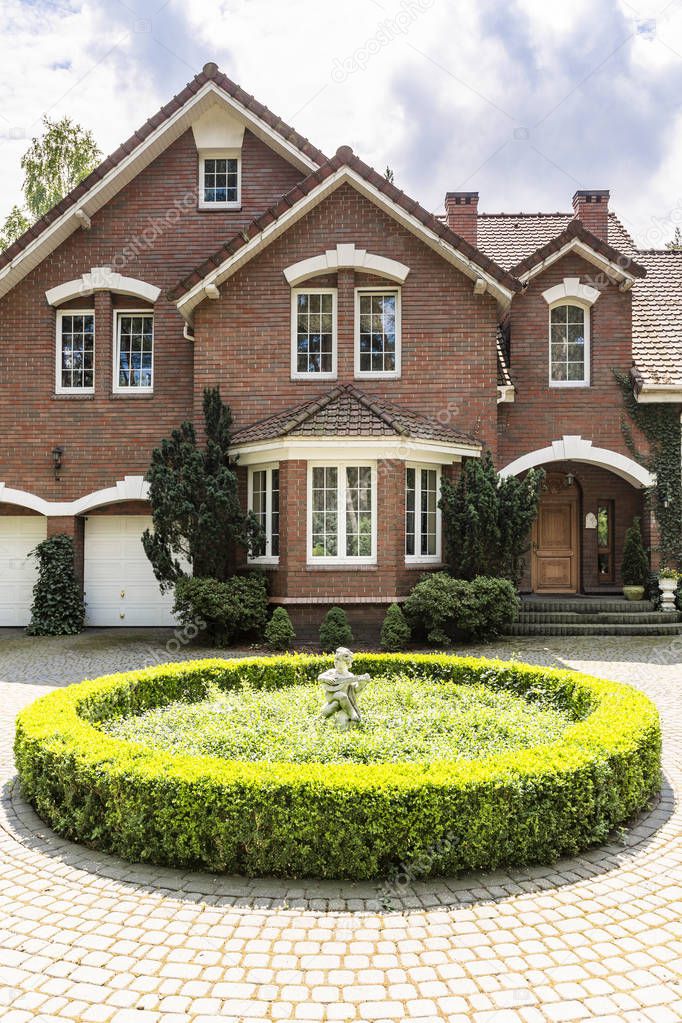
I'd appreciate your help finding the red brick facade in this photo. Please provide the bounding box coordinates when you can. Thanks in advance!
[0,76,658,626]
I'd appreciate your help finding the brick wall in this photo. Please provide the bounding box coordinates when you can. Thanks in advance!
[0,128,304,503]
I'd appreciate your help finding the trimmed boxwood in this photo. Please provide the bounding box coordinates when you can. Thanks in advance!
[14,654,661,880]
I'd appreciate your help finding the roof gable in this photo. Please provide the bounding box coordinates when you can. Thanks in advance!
[0,63,326,302]
[170,146,521,322]
[508,219,646,286]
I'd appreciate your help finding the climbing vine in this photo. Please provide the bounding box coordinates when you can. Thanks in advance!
[615,370,682,568]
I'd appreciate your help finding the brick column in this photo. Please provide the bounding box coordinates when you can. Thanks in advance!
[95,291,113,395]
[336,269,355,379]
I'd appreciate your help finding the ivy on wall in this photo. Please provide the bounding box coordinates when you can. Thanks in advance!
[615,370,682,568]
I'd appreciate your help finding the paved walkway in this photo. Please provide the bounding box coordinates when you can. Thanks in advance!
[0,630,680,1023]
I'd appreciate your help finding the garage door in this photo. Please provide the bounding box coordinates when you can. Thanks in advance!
[84,516,178,626]
[0,516,47,627]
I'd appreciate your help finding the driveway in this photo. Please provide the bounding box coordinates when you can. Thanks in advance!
[0,630,680,1022]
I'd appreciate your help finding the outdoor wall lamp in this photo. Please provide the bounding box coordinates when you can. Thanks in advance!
[565,471,575,487]
[52,445,64,479]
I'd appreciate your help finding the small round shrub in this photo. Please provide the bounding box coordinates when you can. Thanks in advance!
[173,573,267,645]
[15,653,661,880]
[27,534,85,636]
[403,572,518,644]
[265,607,296,651]
[380,603,411,651]
[319,606,353,651]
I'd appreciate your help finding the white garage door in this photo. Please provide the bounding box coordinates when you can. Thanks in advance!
[0,516,48,627]
[84,516,178,626]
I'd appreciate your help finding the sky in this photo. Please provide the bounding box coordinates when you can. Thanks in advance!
[1,0,682,247]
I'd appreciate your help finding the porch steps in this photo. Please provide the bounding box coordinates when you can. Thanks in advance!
[506,596,682,636]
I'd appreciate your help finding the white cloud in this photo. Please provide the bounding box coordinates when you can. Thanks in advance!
[1,0,681,246]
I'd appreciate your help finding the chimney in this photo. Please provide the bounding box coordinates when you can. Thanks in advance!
[572,189,609,241]
[445,191,478,247]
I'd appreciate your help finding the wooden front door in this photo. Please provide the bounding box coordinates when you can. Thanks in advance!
[532,477,579,593]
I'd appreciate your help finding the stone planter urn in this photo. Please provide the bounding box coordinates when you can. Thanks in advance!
[623,585,645,602]
[658,577,679,612]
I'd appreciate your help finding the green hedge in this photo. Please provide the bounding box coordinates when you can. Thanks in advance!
[14,654,661,880]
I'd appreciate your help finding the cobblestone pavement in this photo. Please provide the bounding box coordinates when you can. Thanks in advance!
[0,629,680,1023]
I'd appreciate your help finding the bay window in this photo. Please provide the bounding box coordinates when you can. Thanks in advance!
[549,302,590,386]
[405,465,440,562]
[308,463,376,563]
[248,465,280,563]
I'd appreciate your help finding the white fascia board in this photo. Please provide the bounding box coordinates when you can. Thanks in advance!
[636,385,682,403]
[518,239,639,286]
[231,435,480,466]
[0,82,320,303]
[177,166,515,322]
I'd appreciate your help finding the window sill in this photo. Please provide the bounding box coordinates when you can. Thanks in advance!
[404,560,444,569]
[355,371,400,381]
[111,391,155,399]
[292,374,338,383]
[53,392,95,400]
[306,562,377,571]
[548,382,590,389]
[198,203,242,212]
[248,559,280,568]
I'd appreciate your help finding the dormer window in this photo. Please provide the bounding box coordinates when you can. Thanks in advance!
[549,302,590,387]
[199,152,240,209]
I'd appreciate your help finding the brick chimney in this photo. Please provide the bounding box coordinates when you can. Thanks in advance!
[572,189,609,241]
[445,191,478,247]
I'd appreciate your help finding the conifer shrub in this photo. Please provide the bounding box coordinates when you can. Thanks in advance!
[380,603,411,651]
[403,573,518,645]
[27,534,85,636]
[319,606,353,651]
[621,517,650,588]
[264,607,296,651]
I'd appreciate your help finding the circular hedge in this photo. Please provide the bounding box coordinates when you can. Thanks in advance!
[14,654,661,880]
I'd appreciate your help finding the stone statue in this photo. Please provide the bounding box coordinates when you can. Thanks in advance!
[318,647,370,730]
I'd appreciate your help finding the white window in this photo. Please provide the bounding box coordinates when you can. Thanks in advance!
[248,465,280,563]
[291,289,337,379]
[56,310,95,394]
[549,302,590,387]
[199,151,240,209]
[355,288,401,378]
[405,465,441,562]
[308,463,376,564]
[114,311,153,393]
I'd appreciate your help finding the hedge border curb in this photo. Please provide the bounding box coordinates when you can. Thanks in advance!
[14,653,662,880]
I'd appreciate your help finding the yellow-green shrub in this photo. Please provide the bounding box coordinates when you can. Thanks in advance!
[14,653,661,880]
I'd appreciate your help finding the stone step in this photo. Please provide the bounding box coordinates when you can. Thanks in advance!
[506,621,682,637]
[520,598,655,613]
[518,611,680,625]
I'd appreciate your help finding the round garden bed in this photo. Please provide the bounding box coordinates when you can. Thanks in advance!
[14,654,661,880]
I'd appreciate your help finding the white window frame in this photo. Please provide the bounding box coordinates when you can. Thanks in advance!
[198,149,241,210]
[247,463,280,565]
[113,309,154,394]
[548,300,591,388]
[405,463,441,564]
[307,461,377,566]
[354,286,401,379]
[55,308,95,395]
[291,288,338,381]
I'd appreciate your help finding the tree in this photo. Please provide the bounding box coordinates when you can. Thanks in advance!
[621,517,649,588]
[1,115,101,250]
[439,450,544,583]
[142,387,261,588]
[665,226,682,251]
[384,166,394,183]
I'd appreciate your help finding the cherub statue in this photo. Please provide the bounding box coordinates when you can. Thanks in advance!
[318,647,370,730]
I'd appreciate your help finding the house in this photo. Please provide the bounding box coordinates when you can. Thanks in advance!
[1,62,680,631]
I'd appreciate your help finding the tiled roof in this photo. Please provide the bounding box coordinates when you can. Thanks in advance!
[169,148,522,303]
[632,250,682,387]
[231,384,481,447]
[476,211,636,269]
[0,62,327,274]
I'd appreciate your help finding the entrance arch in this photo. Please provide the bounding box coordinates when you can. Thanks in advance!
[499,436,654,490]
